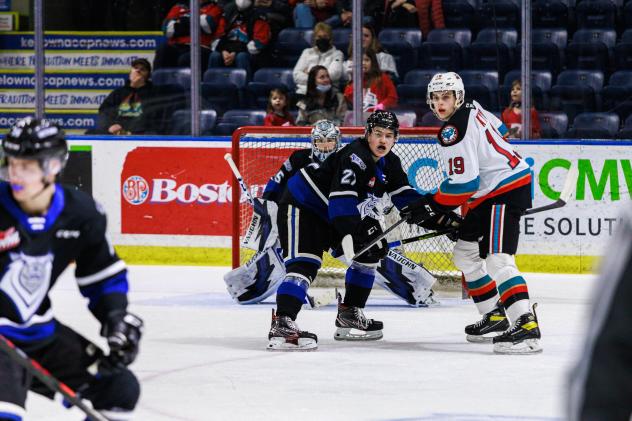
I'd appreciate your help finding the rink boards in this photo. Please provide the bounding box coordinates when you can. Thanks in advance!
[67,135,632,273]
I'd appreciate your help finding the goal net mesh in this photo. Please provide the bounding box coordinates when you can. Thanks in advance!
[232,127,459,286]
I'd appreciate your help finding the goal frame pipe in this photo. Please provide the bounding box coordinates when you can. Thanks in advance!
[230,126,440,268]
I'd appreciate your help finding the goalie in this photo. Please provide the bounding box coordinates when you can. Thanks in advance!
[224,120,439,310]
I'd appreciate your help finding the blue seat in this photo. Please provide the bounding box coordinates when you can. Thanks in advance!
[539,111,568,138]
[467,29,518,78]
[203,68,248,88]
[419,29,471,70]
[274,28,313,67]
[566,29,616,72]
[503,70,553,92]
[549,70,604,120]
[152,68,191,89]
[576,0,617,28]
[442,0,478,29]
[615,30,632,70]
[149,83,189,134]
[567,112,619,139]
[170,109,218,135]
[332,28,351,54]
[625,2,632,29]
[396,69,442,110]
[616,114,632,139]
[474,28,518,48]
[602,71,632,119]
[246,68,295,108]
[530,28,567,75]
[214,109,266,135]
[532,0,570,28]
[420,110,443,127]
[378,29,422,77]
[478,0,520,27]
[202,68,248,109]
[500,70,552,110]
[532,28,568,50]
[460,70,500,110]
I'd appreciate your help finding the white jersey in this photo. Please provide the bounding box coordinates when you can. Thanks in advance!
[433,100,531,209]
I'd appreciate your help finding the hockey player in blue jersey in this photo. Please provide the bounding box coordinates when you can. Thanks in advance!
[0,118,142,420]
[224,119,440,309]
[425,72,541,354]
[266,111,458,351]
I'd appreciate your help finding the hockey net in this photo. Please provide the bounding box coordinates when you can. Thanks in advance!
[231,126,460,286]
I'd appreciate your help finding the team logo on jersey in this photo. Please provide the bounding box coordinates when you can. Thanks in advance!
[0,227,20,251]
[357,193,386,220]
[350,153,367,170]
[123,175,149,205]
[0,252,53,321]
[440,125,459,145]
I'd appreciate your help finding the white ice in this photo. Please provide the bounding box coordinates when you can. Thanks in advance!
[25,266,595,421]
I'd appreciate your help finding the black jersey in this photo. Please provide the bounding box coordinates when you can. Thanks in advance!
[283,138,422,238]
[0,182,128,344]
[262,148,314,203]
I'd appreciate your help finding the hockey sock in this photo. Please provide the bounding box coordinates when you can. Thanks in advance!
[276,275,309,320]
[343,263,375,308]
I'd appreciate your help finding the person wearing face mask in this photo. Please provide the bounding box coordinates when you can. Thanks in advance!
[296,65,347,126]
[292,22,344,97]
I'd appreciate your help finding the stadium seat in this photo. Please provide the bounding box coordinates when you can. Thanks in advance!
[246,68,295,108]
[442,0,478,29]
[392,109,417,128]
[202,68,248,110]
[532,0,570,28]
[531,28,567,75]
[602,71,632,119]
[467,29,518,78]
[460,70,500,111]
[539,111,569,138]
[378,28,422,76]
[478,0,520,27]
[566,112,619,139]
[500,70,552,109]
[625,2,632,29]
[332,28,351,54]
[420,110,443,127]
[170,109,217,135]
[396,69,441,110]
[214,109,266,135]
[419,29,471,70]
[152,68,191,90]
[274,28,313,67]
[149,83,188,134]
[575,0,617,28]
[549,70,604,120]
[566,29,616,72]
[616,114,632,139]
[614,30,632,70]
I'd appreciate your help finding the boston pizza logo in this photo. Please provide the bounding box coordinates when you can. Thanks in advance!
[440,125,459,145]
[123,175,149,205]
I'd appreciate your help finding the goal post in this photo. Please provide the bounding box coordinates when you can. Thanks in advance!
[230,126,460,285]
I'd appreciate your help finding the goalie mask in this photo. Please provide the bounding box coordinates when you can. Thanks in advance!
[310,119,340,163]
[426,72,465,120]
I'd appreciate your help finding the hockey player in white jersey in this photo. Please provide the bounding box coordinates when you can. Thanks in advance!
[425,72,541,354]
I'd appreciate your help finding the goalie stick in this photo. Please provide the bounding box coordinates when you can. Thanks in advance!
[0,335,109,421]
[224,153,254,205]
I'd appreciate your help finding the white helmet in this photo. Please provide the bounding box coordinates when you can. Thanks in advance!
[310,120,340,163]
[426,72,465,119]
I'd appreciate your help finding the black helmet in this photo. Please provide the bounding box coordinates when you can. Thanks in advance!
[3,117,68,169]
[365,110,399,138]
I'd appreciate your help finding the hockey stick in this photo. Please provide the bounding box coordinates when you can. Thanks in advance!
[0,335,109,421]
[523,166,578,216]
[345,215,411,261]
[388,227,457,248]
[224,153,254,205]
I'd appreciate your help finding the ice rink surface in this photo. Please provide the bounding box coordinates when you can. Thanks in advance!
[26,266,596,421]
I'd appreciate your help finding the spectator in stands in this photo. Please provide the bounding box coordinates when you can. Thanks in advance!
[343,24,398,83]
[95,59,158,135]
[209,0,272,77]
[383,0,418,28]
[153,0,225,70]
[343,49,398,113]
[501,80,542,139]
[416,0,445,38]
[293,22,344,97]
[293,0,337,29]
[264,88,295,126]
[296,65,347,126]
[223,0,291,38]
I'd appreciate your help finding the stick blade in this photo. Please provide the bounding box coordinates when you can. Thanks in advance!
[560,165,579,203]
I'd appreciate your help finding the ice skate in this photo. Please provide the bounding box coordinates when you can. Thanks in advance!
[267,309,318,351]
[334,293,383,341]
[493,304,542,355]
[465,304,510,343]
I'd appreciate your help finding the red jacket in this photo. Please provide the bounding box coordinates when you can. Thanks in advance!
[163,2,226,47]
[343,73,398,111]
[415,0,445,38]
[264,112,295,126]
[501,107,541,139]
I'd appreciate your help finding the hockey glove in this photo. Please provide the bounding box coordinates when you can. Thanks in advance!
[353,218,388,264]
[102,311,144,366]
[400,196,436,225]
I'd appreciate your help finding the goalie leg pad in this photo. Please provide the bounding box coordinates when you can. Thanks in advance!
[223,245,286,304]
[454,240,499,315]
[241,199,279,251]
[375,249,437,307]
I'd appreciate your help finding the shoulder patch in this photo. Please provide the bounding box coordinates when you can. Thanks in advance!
[440,125,459,145]
[350,153,367,170]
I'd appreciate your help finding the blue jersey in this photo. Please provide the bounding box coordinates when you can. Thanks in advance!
[0,182,129,344]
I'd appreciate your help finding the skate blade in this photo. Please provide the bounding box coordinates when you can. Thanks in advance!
[267,337,318,351]
[334,327,383,341]
[465,334,495,343]
[493,339,543,355]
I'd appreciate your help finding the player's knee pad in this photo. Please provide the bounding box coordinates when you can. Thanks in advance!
[485,253,518,281]
[452,240,484,275]
[84,367,140,411]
